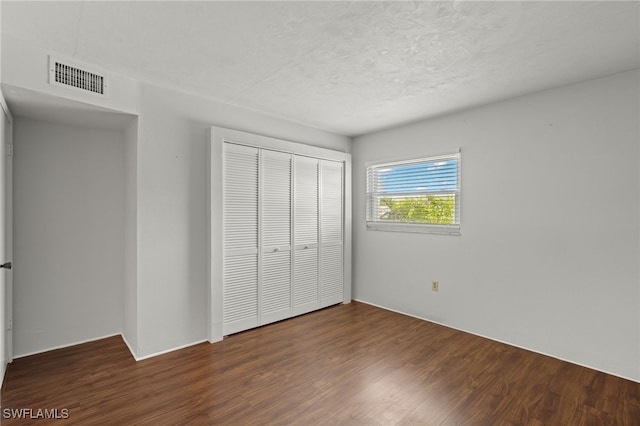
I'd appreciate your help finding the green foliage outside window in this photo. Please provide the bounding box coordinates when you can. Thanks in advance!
[379,196,455,224]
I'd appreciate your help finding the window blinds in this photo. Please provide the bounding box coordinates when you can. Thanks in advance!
[366,152,461,235]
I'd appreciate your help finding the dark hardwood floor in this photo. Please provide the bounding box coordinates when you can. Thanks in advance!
[1,301,638,425]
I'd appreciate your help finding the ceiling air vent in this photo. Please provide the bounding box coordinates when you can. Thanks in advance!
[49,56,109,97]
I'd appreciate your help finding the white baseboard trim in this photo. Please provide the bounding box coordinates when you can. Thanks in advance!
[14,333,210,363]
[120,334,138,361]
[13,332,121,359]
[354,299,639,384]
[134,339,209,361]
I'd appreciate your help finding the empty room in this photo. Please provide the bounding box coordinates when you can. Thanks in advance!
[0,1,638,424]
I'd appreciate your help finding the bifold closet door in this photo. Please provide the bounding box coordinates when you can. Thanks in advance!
[223,143,259,335]
[260,150,292,325]
[212,126,350,341]
[320,160,344,308]
[293,155,320,316]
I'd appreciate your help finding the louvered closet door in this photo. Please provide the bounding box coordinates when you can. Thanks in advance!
[223,143,259,335]
[320,160,344,307]
[293,155,320,316]
[260,150,292,325]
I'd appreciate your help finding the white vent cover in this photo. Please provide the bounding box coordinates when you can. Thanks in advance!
[49,56,109,97]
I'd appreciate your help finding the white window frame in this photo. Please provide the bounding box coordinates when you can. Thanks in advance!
[366,151,461,235]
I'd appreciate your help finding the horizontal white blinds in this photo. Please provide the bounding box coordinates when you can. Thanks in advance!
[224,144,259,250]
[366,152,461,234]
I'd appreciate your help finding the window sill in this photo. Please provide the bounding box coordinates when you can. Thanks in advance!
[366,222,461,236]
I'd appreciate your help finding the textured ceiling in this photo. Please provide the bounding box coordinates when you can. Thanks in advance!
[2,1,639,136]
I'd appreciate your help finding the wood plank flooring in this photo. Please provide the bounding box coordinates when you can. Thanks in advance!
[1,301,638,425]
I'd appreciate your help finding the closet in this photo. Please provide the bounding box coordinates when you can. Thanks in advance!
[208,127,351,340]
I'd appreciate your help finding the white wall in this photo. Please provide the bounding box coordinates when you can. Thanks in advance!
[122,118,138,356]
[134,83,351,358]
[352,69,640,381]
[13,117,125,356]
[0,2,3,84]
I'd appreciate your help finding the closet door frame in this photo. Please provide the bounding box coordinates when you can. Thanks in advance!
[207,126,351,343]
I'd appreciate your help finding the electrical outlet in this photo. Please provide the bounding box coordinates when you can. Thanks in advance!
[432,280,439,291]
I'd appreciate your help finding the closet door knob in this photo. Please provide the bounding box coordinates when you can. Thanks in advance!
[273,248,279,252]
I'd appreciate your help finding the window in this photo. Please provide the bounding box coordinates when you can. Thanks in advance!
[366,151,461,235]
